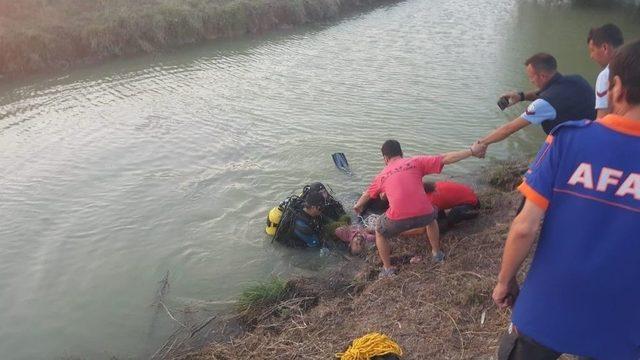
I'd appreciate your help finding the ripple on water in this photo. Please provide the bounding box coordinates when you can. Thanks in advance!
[1,0,638,358]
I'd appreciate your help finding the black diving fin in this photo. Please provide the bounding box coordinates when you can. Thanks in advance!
[331,152,352,175]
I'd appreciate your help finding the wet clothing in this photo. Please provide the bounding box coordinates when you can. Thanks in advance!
[595,65,610,110]
[515,115,640,359]
[273,195,323,248]
[292,211,322,248]
[273,183,345,248]
[301,183,346,221]
[426,181,478,209]
[376,212,435,238]
[520,73,596,134]
[334,225,375,244]
[367,156,444,220]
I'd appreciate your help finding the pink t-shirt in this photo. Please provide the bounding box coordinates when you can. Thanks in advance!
[367,155,444,220]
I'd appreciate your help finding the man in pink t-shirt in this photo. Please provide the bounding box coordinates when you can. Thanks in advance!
[354,140,484,278]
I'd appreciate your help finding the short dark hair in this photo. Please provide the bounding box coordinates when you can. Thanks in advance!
[381,140,403,158]
[524,53,557,73]
[304,192,325,209]
[423,181,436,194]
[609,39,640,106]
[588,24,624,48]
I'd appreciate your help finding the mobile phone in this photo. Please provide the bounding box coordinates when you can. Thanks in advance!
[497,96,510,111]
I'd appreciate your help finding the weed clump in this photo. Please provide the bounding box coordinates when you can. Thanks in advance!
[237,277,287,313]
[322,214,352,242]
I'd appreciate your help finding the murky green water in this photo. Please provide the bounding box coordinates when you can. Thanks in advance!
[1,1,639,358]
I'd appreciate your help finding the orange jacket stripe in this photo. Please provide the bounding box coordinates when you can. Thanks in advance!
[518,181,549,210]
[598,114,640,136]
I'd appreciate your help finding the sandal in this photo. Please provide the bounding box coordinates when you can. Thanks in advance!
[378,267,397,279]
[432,250,446,263]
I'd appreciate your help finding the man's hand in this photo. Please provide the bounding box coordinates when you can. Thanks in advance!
[353,192,371,215]
[471,141,487,158]
[493,277,520,309]
[501,91,521,108]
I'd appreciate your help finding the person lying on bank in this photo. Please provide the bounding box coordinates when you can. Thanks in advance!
[334,224,375,255]
[353,140,484,279]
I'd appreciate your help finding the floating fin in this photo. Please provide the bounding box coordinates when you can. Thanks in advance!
[331,152,351,174]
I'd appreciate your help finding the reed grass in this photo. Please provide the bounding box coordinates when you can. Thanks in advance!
[236,277,287,312]
[0,0,395,76]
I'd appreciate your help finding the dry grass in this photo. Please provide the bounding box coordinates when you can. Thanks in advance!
[481,159,529,192]
[178,186,527,360]
[0,0,399,76]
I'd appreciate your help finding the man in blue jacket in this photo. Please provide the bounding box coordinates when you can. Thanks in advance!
[476,53,595,156]
[492,40,640,360]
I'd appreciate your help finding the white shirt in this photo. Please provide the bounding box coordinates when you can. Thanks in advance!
[595,65,610,110]
[521,99,557,125]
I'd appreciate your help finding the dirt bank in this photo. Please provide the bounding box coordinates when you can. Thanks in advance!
[0,0,400,78]
[163,162,540,360]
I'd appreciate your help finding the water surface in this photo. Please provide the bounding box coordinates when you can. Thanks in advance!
[1,1,639,358]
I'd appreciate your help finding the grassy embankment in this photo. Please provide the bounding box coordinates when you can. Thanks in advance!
[0,0,398,77]
[152,160,561,360]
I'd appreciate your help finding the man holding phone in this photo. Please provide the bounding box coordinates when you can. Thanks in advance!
[477,53,595,156]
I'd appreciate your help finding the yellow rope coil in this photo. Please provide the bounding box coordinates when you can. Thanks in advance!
[335,332,403,360]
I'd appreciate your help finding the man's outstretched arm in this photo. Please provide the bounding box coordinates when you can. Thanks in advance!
[441,141,486,164]
[479,117,530,146]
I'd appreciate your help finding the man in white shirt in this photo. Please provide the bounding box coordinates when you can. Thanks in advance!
[587,23,624,119]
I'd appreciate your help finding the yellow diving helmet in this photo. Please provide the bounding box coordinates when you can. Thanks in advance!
[265,206,283,236]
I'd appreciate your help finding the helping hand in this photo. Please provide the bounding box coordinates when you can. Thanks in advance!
[470,141,487,159]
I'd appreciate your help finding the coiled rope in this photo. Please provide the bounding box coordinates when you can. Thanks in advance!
[336,332,403,360]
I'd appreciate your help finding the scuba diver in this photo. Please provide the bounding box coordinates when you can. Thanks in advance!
[266,182,346,248]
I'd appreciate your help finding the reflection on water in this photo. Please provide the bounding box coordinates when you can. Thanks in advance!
[0,0,639,358]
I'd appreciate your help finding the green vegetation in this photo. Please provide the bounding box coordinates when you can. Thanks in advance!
[322,214,352,241]
[236,276,287,312]
[0,0,397,77]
